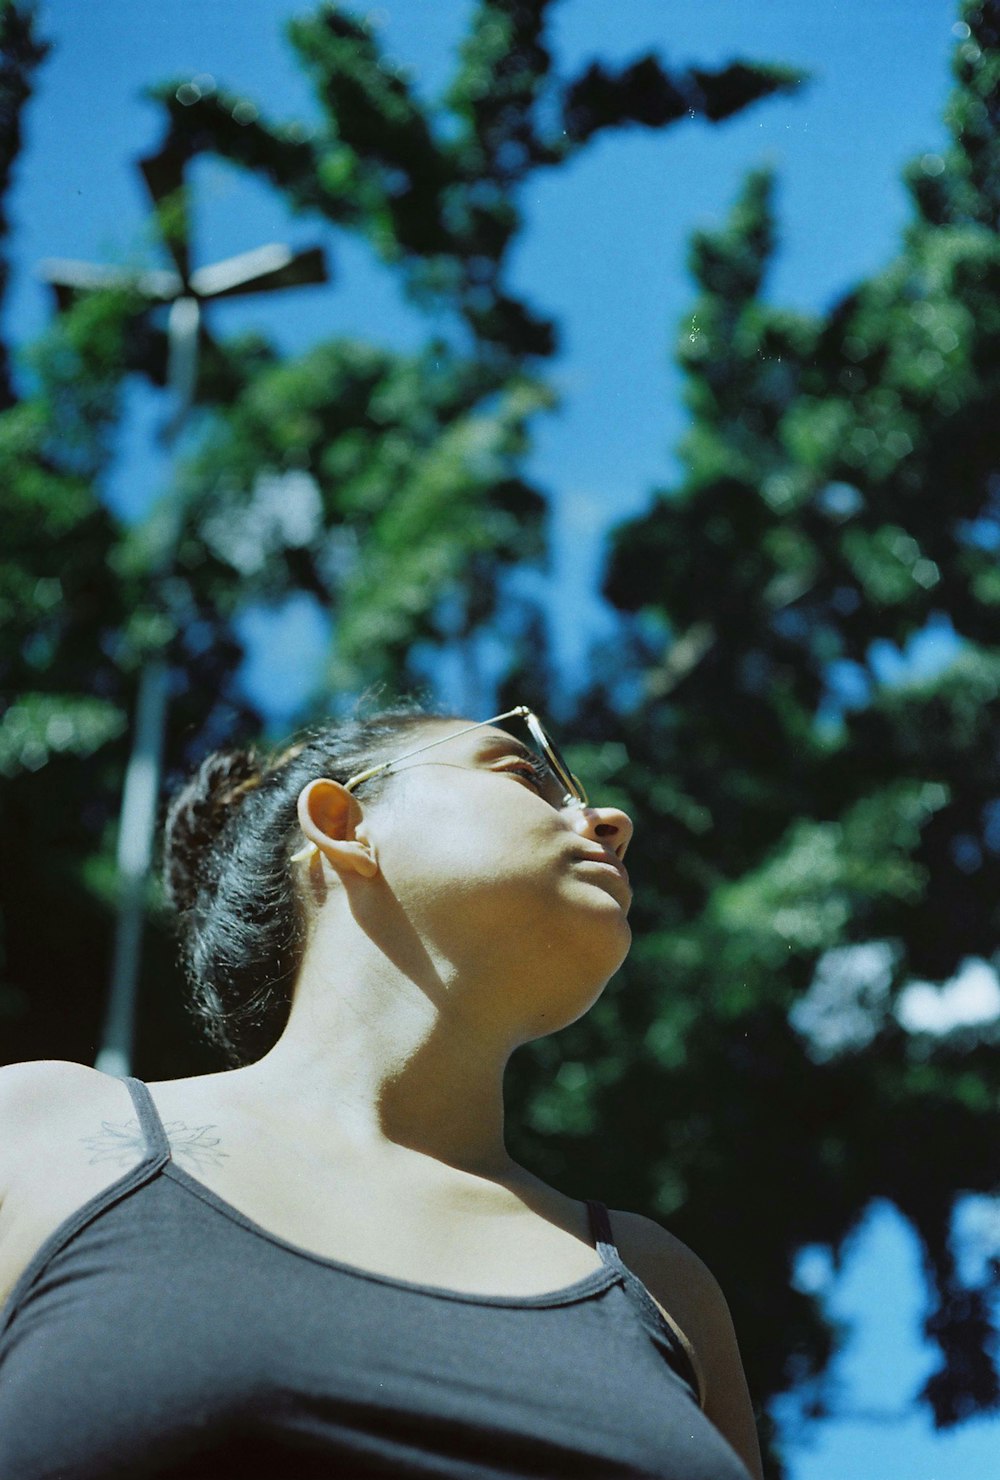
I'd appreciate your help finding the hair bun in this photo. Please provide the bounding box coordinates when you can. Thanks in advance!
[162,748,262,915]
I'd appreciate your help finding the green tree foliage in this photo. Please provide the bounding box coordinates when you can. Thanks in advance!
[0,0,45,409]
[147,2,800,359]
[0,6,800,1069]
[0,271,262,1060]
[0,3,136,1054]
[553,0,1000,1459]
[7,0,922,1469]
[136,0,802,699]
[0,5,263,1063]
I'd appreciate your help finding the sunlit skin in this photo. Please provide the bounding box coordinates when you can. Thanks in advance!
[0,719,764,1477]
[238,720,634,1179]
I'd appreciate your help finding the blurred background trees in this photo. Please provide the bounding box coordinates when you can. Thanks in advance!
[584,4,1000,1436]
[2,0,999,1473]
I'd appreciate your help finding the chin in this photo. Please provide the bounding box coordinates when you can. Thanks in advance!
[522,931,631,1042]
[573,895,632,967]
[584,901,632,965]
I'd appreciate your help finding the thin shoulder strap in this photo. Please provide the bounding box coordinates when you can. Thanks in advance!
[586,1198,705,1409]
[585,1199,620,1266]
[0,1074,170,1339]
[122,1076,172,1164]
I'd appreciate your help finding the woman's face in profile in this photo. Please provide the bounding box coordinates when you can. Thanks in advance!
[361,720,634,1033]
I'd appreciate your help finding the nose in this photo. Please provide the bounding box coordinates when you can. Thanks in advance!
[571,803,633,861]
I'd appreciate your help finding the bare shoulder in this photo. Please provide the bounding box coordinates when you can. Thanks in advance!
[0,1061,126,1189]
[0,1062,145,1316]
[0,1057,114,1116]
[609,1209,764,1480]
[610,1208,729,1329]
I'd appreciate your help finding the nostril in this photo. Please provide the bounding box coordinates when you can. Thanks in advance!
[594,822,617,837]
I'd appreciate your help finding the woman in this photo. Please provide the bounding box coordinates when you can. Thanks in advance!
[0,702,763,1479]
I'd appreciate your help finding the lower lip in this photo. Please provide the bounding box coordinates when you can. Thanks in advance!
[576,858,631,891]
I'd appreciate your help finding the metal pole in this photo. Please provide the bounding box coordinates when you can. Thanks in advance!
[94,297,200,1075]
[94,658,170,1076]
[47,207,327,1076]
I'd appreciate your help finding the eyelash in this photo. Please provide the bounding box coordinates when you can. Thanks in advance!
[502,758,550,792]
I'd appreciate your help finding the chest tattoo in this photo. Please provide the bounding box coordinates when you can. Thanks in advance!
[80,1118,229,1169]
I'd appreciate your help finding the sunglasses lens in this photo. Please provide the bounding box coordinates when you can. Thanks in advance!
[517,713,587,806]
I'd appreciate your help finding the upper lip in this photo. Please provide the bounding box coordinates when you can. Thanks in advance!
[576,850,630,886]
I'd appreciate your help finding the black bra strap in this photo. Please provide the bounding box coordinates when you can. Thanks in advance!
[122,1076,172,1164]
[585,1199,620,1265]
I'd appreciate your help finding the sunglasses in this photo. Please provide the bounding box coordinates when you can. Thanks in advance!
[291,706,587,863]
[342,705,588,808]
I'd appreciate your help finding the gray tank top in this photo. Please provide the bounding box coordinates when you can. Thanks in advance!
[0,1076,751,1478]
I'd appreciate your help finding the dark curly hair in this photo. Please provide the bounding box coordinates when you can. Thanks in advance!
[161,700,458,1065]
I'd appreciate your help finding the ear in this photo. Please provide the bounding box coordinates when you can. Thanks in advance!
[296,778,379,880]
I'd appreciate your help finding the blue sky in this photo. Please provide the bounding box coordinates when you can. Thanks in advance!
[12,2,1000,1473]
[12,0,964,712]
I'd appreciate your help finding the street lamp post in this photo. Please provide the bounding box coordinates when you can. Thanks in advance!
[39,152,328,1076]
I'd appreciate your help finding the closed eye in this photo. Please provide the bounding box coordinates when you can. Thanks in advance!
[496,757,550,792]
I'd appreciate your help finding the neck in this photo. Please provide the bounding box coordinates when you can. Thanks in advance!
[237,912,519,1180]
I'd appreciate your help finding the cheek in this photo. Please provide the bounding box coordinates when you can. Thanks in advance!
[375,783,561,903]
